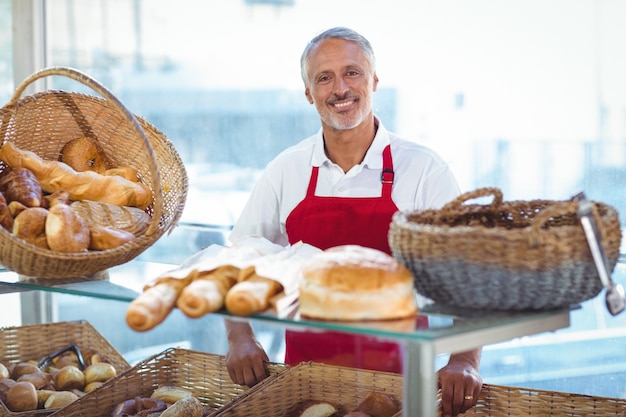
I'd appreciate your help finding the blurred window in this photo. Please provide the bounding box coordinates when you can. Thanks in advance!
[5,0,626,399]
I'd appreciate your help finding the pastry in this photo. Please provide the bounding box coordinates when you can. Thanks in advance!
[0,166,43,207]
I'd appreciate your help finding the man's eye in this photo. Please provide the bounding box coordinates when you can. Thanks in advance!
[317,75,331,83]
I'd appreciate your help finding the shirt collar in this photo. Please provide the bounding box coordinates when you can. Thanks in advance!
[311,116,390,168]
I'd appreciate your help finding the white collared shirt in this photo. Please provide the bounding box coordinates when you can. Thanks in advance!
[229,118,461,246]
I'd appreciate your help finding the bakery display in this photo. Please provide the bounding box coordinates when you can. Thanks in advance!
[110,396,167,417]
[299,245,418,321]
[110,384,209,417]
[126,237,320,331]
[0,139,154,254]
[0,344,120,412]
[0,141,152,209]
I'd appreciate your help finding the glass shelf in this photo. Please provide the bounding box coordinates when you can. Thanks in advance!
[0,252,571,417]
[0,259,570,345]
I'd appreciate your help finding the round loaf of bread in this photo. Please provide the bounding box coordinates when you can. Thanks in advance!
[299,245,417,321]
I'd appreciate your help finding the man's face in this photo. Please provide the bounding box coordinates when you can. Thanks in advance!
[304,38,378,131]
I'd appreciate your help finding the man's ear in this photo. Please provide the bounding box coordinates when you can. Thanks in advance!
[305,87,313,104]
[373,73,379,92]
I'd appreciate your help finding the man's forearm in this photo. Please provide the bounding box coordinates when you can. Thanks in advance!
[224,318,255,345]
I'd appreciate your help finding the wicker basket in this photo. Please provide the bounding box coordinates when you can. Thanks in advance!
[389,187,623,311]
[0,67,188,278]
[0,320,130,417]
[48,347,289,417]
[462,383,626,416]
[214,361,404,417]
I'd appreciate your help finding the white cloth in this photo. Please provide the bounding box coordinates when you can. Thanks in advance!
[229,118,461,246]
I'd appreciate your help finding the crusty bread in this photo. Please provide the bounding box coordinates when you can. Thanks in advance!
[353,392,401,417]
[289,400,339,417]
[45,204,90,252]
[299,245,417,321]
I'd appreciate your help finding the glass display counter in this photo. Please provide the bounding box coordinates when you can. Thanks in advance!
[0,259,570,416]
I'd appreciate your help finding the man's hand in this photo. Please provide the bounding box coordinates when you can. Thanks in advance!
[225,319,270,387]
[437,349,483,417]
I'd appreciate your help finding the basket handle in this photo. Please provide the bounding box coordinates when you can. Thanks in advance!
[527,200,604,248]
[439,187,503,217]
[7,67,163,234]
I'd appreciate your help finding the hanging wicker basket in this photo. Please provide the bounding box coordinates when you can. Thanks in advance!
[0,67,188,278]
[389,187,622,311]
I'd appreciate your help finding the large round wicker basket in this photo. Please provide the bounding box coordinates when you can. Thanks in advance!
[0,67,188,278]
[389,187,622,311]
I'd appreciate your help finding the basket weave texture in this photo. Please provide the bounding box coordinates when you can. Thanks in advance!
[48,347,289,417]
[0,320,130,417]
[462,383,626,416]
[389,187,623,311]
[214,361,404,417]
[0,67,188,278]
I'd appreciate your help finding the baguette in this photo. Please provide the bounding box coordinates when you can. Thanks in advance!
[225,268,283,316]
[0,142,152,209]
[126,278,189,331]
[177,265,239,318]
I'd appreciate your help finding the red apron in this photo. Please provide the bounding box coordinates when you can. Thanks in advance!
[284,145,404,373]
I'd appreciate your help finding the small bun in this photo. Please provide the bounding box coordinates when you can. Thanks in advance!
[288,400,339,417]
[59,136,112,174]
[353,392,401,417]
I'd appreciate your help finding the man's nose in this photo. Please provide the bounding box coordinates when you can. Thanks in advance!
[333,77,349,96]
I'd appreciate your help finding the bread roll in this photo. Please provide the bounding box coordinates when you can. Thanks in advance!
[12,207,48,248]
[44,390,79,409]
[7,200,27,217]
[84,362,117,384]
[160,397,205,417]
[289,400,339,417]
[59,136,112,174]
[53,365,86,391]
[0,141,152,209]
[299,245,417,321]
[150,384,193,404]
[71,200,151,235]
[10,362,40,380]
[0,378,16,403]
[45,204,90,252]
[5,381,38,412]
[88,225,136,250]
[225,269,283,316]
[353,392,401,417]
[17,371,52,389]
[0,193,13,231]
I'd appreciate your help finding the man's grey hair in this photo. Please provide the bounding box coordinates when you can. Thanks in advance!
[300,27,376,86]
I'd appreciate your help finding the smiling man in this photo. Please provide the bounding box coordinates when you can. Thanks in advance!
[225,26,482,417]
